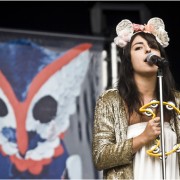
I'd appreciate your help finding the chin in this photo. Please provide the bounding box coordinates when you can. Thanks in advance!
[138,69,157,77]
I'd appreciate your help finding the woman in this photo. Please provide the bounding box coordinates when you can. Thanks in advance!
[92,17,180,179]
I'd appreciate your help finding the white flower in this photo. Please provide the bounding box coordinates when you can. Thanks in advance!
[153,28,169,48]
[114,29,132,48]
[114,17,170,48]
[114,37,127,47]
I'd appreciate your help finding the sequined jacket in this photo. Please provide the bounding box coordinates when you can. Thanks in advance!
[92,89,180,179]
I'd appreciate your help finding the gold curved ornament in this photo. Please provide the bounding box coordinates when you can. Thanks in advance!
[139,100,180,159]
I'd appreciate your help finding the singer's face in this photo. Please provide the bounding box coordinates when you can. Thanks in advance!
[130,35,160,76]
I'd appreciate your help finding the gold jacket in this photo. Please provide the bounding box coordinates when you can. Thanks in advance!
[92,89,180,179]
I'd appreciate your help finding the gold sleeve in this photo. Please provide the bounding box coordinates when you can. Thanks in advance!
[92,90,133,171]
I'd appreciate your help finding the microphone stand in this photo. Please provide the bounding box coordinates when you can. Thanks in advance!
[157,67,166,179]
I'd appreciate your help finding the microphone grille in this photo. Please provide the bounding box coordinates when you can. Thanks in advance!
[146,53,155,62]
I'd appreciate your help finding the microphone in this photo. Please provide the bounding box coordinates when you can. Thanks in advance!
[145,53,169,68]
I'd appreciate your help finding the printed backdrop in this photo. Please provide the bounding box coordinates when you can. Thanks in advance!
[0,38,103,179]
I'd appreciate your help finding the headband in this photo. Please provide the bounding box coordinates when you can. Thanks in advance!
[114,17,169,48]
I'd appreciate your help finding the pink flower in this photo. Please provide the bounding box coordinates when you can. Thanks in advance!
[133,23,145,32]
[144,24,154,33]
[114,18,170,48]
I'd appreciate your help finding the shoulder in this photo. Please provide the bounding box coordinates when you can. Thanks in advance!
[99,88,119,98]
[97,88,123,103]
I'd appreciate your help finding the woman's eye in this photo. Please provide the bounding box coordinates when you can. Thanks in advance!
[135,47,142,50]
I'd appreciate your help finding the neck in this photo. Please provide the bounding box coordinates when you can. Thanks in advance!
[134,74,157,102]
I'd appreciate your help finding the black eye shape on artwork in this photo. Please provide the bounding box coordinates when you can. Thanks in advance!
[0,98,8,117]
[33,95,57,123]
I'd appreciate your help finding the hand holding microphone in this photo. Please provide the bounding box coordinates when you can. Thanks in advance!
[144,53,169,68]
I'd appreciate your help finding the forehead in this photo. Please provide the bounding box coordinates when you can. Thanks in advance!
[132,35,147,45]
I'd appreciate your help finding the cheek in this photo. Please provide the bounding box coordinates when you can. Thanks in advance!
[131,57,140,69]
[132,63,140,71]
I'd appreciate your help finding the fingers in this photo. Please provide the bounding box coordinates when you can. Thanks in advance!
[143,119,161,143]
[153,119,158,123]
[149,117,161,135]
[151,117,161,127]
[152,117,160,123]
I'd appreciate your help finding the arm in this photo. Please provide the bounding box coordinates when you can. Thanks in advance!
[92,92,133,171]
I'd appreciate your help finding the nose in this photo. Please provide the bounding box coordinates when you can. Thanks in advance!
[145,46,151,54]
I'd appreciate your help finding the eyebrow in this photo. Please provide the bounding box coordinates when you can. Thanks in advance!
[132,42,144,47]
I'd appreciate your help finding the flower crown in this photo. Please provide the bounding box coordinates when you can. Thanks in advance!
[114,17,169,48]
